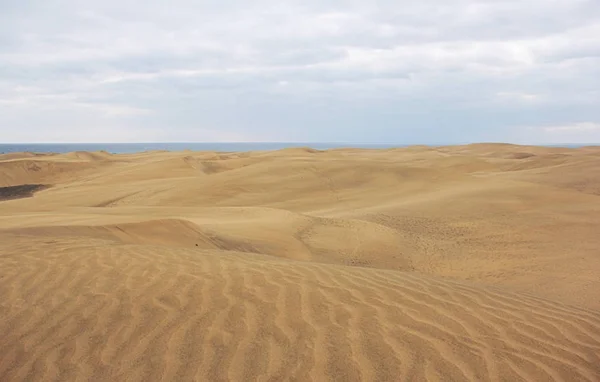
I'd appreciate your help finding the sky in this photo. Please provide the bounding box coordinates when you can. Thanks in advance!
[1,0,599,144]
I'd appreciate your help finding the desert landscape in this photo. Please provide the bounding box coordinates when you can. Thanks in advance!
[1,144,600,381]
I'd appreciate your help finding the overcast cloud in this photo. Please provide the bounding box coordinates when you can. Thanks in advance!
[1,0,599,143]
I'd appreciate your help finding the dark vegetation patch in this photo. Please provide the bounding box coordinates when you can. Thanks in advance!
[0,184,49,201]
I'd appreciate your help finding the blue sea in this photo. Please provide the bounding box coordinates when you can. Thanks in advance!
[0,142,594,154]
[0,142,405,154]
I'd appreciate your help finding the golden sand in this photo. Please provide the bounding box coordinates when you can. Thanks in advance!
[1,144,599,381]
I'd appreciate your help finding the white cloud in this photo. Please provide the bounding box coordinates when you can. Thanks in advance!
[512,122,600,144]
[544,122,600,132]
[496,92,542,103]
[1,0,600,143]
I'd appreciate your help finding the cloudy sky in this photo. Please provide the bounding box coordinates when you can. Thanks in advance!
[1,0,599,143]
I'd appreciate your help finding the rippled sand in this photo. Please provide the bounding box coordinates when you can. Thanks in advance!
[1,144,600,381]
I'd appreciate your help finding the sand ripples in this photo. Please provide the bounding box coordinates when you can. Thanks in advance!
[1,235,599,381]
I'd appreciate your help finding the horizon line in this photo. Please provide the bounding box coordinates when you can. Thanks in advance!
[2,141,599,145]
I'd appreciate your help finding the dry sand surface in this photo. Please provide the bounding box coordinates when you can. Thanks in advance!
[1,144,600,381]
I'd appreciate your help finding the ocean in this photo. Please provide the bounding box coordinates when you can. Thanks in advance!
[0,142,404,154]
[0,142,594,154]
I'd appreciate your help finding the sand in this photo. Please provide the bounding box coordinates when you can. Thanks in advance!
[1,144,599,381]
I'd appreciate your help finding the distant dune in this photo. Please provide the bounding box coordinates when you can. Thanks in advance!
[1,144,600,381]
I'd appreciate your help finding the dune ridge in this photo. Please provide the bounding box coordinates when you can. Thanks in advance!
[1,144,600,381]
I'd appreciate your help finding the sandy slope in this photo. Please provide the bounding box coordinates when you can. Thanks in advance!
[1,144,600,381]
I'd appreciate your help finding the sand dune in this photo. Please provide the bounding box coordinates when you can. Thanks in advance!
[1,144,600,381]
